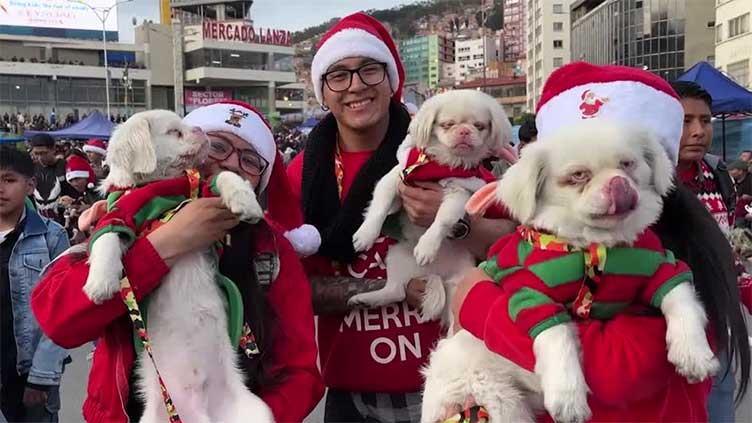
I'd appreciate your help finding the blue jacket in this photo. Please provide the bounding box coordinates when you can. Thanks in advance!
[8,205,69,386]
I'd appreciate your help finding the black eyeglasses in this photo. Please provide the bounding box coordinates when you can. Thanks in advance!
[322,62,388,92]
[208,137,269,177]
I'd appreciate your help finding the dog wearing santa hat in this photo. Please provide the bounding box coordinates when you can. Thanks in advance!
[82,108,275,422]
[421,63,720,423]
[351,89,515,325]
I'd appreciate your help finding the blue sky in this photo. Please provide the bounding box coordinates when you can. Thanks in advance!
[117,0,413,42]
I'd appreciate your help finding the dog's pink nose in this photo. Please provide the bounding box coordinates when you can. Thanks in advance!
[607,176,638,215]
[456,126,471,137]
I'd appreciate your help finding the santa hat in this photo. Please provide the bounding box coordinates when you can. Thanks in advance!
[83,138,107,157]
[183,101,321,256]
[535,62,684,163]
[311,12,404,105]
[66,155,96,189]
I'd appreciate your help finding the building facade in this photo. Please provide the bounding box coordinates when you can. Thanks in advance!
[455,76,527,119]
[526,0,575,111]
[715,0,752,89]
[399,34,455,92]
[454,36,499,83]
[502,0,527,63]
[0,0,300,122]
[571,0,715,83]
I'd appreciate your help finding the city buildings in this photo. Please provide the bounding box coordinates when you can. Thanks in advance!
[0,0,301,120]
[399,34,455,92]
[454,36,499,83]
[715,0,752,89]
[456,76,527,118]
[526,0,575,111]
[501,0,526,63]
[570,0,715,83]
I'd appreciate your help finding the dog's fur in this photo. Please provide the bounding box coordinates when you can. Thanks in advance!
[421,120,719,423]
[82,110,272,423]
[350,90,512,325]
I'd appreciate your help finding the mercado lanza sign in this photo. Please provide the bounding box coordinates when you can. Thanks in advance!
[202,21,292,47]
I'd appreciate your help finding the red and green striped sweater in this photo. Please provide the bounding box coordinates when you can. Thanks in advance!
[479,227,691,339]
[89,171,220,250]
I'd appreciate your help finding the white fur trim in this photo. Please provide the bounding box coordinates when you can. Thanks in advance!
[284,224,321,257]
[66,170,90,182]
[83,145,107,156]
[311,28,399,105]
[536,81,684,164]
[183,104,276,191]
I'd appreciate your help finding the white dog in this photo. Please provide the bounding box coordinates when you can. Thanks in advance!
[82,110,273,423]
[351,90,513,325]
[421,120,719,423]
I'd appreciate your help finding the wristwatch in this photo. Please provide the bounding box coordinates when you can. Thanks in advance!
[448,214,471,240]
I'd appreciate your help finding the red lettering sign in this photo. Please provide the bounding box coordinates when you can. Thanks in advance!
[184,89,233,107]
[200,20,292,46]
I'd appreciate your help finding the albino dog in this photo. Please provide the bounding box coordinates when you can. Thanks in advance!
[351,90,514,324]
[82,110,273,423]
[421,120,719,423]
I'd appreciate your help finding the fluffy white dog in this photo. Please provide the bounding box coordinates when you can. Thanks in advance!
[421,120,719,423]
[82,110,273,423]
[350,90,513,325]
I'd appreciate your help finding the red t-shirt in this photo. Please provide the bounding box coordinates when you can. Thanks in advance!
[288,150,443,393]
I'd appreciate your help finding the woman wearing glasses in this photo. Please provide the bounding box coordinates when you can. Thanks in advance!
[30,102,325,423]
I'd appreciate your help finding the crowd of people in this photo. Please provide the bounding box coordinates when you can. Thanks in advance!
[1,11,751,423]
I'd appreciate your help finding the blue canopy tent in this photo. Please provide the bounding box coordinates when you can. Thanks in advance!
[678,61,752,160]
[298,117,319,135]
[24,110,115,140]
[0,132,25,144]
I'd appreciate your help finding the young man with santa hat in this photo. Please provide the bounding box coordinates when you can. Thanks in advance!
[30,101,324,423]
[58,153,102,243]
[449,62,750,421]
[286,12,514,422]
[82,139,108,181]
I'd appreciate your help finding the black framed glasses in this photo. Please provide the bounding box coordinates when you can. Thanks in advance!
[208,137,269,177]
[322,62,388,92]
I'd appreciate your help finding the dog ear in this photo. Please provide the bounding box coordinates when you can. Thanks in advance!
[498,142,547,223]
[486,96,513,154]
[408,97,438,149]
[641,134,675,197]
[107,115,157,176]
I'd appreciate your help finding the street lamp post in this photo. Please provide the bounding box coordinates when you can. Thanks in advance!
[70,0,133,118]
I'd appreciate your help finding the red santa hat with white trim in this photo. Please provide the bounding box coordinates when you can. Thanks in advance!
[535,62,684,163]
[183,101,321,256]
[66,155,96,189]
[311,12,404,105]
[83,138,107,157]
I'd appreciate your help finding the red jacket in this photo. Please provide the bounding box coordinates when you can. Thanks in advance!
[31,221,324,423]
[459,234,712,422]
[288,152,443,393]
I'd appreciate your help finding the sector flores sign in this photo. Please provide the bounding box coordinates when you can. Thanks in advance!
[202,21,292,47]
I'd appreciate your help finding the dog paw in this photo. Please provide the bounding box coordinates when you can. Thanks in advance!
[83,273,121,304]
[353,222,381,252]
[414,235,441,266]
[543,385,591,423]
[215,172,263,223]
[668,342,721,383]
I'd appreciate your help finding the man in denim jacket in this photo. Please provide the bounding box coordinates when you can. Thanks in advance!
[1,147,69,421]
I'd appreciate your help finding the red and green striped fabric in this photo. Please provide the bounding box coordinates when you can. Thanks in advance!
[479,228,692,339]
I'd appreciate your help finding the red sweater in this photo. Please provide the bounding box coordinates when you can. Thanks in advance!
[288,152,443,393]
[31,222,324,423]
[459,234,712,421]
[482,228,691,339]
[401,148,496,184]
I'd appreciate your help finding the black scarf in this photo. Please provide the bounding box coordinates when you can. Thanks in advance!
[302,100,410,262]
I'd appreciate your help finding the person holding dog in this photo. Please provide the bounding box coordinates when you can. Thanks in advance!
[286,12,515,422]
[30,101,324,423]
[449,63,750,421]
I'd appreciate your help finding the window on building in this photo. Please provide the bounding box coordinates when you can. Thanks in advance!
[716,24,723,42]
[728,59,750,88]
[553,4,563,14]
[553,57,563,67]
[729,13,750,38]
[553,40,564,49]
[554,22,564,32]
